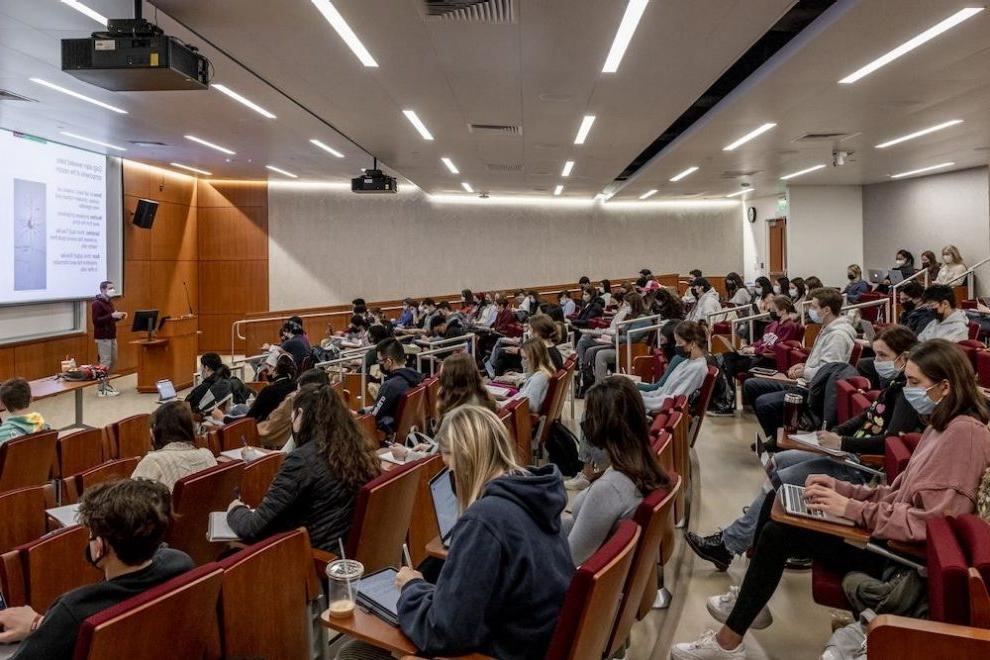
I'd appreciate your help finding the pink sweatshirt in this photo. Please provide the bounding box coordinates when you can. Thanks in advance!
[837,414,990,543]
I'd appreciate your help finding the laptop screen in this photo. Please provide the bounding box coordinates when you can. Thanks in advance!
[429,468,459,541]
[356,568,400,618]
[156,379,176,401]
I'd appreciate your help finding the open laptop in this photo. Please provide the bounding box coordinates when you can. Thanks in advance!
[429,468,459,548]
[867,268,885,284]
[356,567,401,625]
[780,483,854,527]
[156,379,177,403]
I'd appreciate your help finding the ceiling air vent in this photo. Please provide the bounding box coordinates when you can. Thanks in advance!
[468,123,521,136]
[794,132,850,142]
[721,169,762,178]
[129,140,168,147]
[0,89,36,102]
[486,162,523,172]
[422,0,514,23]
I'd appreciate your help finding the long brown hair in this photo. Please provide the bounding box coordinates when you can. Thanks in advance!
[908,340,989,432]
[438,353,496,419]
[295,384,381,490]
[583,377,670,494]
[150,401,196,450]
[522,337,555,378]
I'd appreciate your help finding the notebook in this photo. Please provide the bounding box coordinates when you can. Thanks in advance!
[787,432,847,457]
[430,468,459,548]
[356,567,401,625]
[208,511,239,542]
[378,450,407,465]
[46,503,81,528]
[219,447,272,462]
[781,484,855,527]
[485,383,515,397]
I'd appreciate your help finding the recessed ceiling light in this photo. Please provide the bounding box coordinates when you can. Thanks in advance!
[30,78,126,114]
[890,162,955,179]
[310,139,344,158]
[554,184,564,196]
[60,131,126,151]
[266,165,298,178]
[639,189,657,199]
[561,160,575,177]
[669,166,699,182]
[780,164,826,180]
[723,122,777,151]
[60,0,107,26]
[170,162,212,176]
[211,83,277,119]
[441,157,459,174]
[726,188,753,198]
[309,0,379,67]
[184,135,235,155]
[461,182,474,193]
[839,8,984,84]
[602,0,649,73]
[875,119,964,148]
[574,115,596,145]
[402,110,434,140]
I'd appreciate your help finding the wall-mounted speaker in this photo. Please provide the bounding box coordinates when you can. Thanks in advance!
[132,198,159,229]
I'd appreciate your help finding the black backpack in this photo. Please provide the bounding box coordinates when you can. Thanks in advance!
[545,421,583,477]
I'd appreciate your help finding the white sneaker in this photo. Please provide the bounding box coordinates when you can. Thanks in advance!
[103,388,121,397]
[564,473,591,491]
[706,586,773,630]
[671,629,746,659]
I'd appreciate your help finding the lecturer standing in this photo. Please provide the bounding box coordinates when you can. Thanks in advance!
[92,280,127,397]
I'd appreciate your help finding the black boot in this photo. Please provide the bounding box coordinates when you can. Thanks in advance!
[685,530,733,571]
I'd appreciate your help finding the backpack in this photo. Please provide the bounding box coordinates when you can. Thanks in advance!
[545,421,582,476]
[62,365,109,381]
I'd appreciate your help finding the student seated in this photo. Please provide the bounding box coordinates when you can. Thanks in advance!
[743,288,855,440]
[506,338,557,413]
[558,290,577,317]
[485,314,562,378]
[569,285,605,330]
[878,249,917,293]
[227,384,380,552]
[563,377,672,564]
[842,265,870,302]
[186,352,226,414]
[576,291,649,391]
[366,338,424,435]
[130,401,217,490]
[725,272,751,307]
[0,479,193,659]
[338,406,574,660]
[0,377,48,446]
[271,320,311,369]
[240,354,297,423]
[687,326,921,572]
[640,321,709,413]
[396,298,418,329]
[896,280,932,335]
[471,292,498,328]
[787,277,807,306]
[686,277,722,324]
[258,367,329,450]
[917,284,969,342]
[934,244,967,285]
[718,295,802,385]
[673,339,990,659]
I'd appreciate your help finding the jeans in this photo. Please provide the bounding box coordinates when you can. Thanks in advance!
[743,377,790,439]
[725,493,886,635]
[96,339,117,392]
[592,347,616,383]
[575,333,601,366]
[485,338,520,378]
[721,450,870,555]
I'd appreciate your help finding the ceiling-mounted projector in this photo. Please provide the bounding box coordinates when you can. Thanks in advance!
[351,169,397,194]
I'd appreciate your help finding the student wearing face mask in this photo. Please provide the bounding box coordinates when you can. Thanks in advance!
[718,296,802,388]
[674,339,990,660]
[569,285,605,334]
[917,284,969,342]
[771,276,788,298]
[787,278,806,306]
[885,249,917,285]
[896,281,932,336]
[842,264,870,303]
[91,280,128,397]
[640,321,710,413]
[934,244,968,285]
[558,290,577,317]
[686,277,722,324]
[919,250,940,284]
[365,338,424,435]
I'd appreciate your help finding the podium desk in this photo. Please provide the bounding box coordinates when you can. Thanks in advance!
[131,315,199,393]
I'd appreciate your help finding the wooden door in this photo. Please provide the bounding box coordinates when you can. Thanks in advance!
[768,217,787,277]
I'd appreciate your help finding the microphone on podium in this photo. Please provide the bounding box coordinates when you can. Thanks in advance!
[182,281,194,317]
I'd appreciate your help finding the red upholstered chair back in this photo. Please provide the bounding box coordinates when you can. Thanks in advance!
[969,322,981,341]
[167,461,245,565]
[421,375,441,432]
[535,367,570,446]
[926,516,972,625]
[109,414,151,459]
[218,529,315,660]
[850,392,873,419]
[774,340,803,372]
[951,514,990,626]
[54,428,108,480]
[216,417,259,452]
[849,341,864,367]
[607,481,680,657]
[651,430,675,475]
[958,340,985,371]
[0,484,54,555]
[5,524,102,613]
[499,398,533,465]
[0,430,58,493]
[355,413,380,450]
[65,457,142,505]
[72,563,223,660]
[239,452,285,508]
[687,366,719,447]
[884,432,923,482]
[977,351,990,388]
[545,520,640,660]
[835,377,870,425]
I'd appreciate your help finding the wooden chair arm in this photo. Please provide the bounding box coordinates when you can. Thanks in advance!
[312,549,338,580]
[859,454,884,468]
[868,614,990,658]
[887,540,926,560]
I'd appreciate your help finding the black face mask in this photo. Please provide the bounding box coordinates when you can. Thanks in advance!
[934,309,946,323]
[901,300,916,313]
[85,538,105,569]
[674,346,688,358]
[768,310,780,322]
[847,272,855,281]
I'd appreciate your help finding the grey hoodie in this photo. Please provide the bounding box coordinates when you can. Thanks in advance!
[804,315,857,381]
[918,309,969,343]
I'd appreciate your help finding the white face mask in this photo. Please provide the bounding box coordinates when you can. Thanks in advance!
[788,287,798,298]
[772,285,781,294]
[942,254,953,264]
[895,258,906,267]
[105,287,116,296]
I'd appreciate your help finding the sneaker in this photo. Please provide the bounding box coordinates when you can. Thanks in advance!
[564,473,591,491]
[97,389,108,398]
[685,531,733,571]
[706,586,773,630]
[707,407,735,417]
[671,629,746,659]
[784,556,813,570]
[105,388,121,397]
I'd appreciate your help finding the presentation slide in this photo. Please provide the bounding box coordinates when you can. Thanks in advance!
[0,129,109,305]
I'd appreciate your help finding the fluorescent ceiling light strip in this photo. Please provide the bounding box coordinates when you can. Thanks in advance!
[561,160,575,177]
[574,115,596,145]
[309,0,379,67]
[266,165,298,178]
[441,157,459,174]
[890,162,955,179]
[184,135,235,155]
[310,139,344,157]
[211,83,276,119]
[60,131,126,151]
[639,189,657,199]
[875,119,964,148]
[726,188,754,198]
[402,110,434,140]
[554,185,564,196]
[723,122,777,151]
[780,163,826,180]
[60,0,108,26]
[431,194,594,207]
[30,78,126,114]
[170,162,212,176]
[669,166,699,182]
[601,0,649,73]
[461,182,474,193]
[839,8,984,84]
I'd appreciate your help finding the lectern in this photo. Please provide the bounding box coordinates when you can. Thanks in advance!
[130,315,199,393]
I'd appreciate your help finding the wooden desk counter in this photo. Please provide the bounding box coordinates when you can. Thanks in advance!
[0,374,120,430]
[320,608,417,656]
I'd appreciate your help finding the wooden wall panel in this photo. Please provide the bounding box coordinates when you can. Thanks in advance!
[198,313,246,356]
[149,261,199,319]
[197,206,268,261]
[197,261,267,314]
[13,334,91,381]
[0,347,15,381]
[150,202,198,262]
[198,180,267,208]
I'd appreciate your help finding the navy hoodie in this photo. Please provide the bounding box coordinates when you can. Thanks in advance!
[369,367,424,433]
[398,465,574,659]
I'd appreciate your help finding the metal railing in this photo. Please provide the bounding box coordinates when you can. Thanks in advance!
[729,311,771,349]
[797,293,849,325]
[611,314,664,369]
[705,303,755,326]
[962,256,990,300]
[800,296,890,326]
[416,339,473,375]
[618,322,665,375]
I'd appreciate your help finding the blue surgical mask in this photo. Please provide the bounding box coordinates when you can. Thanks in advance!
[904,384,941,415]
[808,308,822,324]
[875,359,900,380]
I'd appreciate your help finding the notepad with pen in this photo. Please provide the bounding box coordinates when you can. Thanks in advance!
[787,432,847,457]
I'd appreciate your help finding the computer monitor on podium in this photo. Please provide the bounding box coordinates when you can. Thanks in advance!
[131,309,159,341]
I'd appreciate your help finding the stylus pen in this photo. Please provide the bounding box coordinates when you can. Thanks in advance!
[401,543,412,568]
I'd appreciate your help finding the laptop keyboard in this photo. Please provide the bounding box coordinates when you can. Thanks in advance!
[782,484,825,520]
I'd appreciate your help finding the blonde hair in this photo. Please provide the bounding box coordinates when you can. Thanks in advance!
[522,337,556,378]
[848,264,862,280]
[437,406,524,511]
[942,245,963,265]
